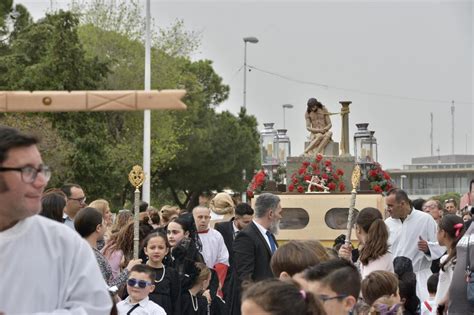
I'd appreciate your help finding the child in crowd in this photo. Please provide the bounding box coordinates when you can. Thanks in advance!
[435,214,465,308]
[241,278,326,315]
[117,264,166,315]
[143,231,181,315]
[361,271,400,307]
[181,262,211,315]
[369,295,403,315]
[421,273,438,315]
[303,258,360,315]
[339,207,393,279]
[270,240,329,279]
[393,256,420,315]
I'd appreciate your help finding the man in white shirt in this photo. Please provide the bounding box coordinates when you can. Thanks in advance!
[193,206,229,290]
[0,126,112,314]
[385,188,445,302]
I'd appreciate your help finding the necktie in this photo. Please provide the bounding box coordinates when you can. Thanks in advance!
[127,304,140,315]
[266,231,277,254]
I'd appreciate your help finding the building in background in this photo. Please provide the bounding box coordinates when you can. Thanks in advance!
[388,155,474,199]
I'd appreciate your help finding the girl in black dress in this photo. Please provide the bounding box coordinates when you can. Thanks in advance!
[166,214,205,292]
[181,262,211,315]
[143,231,181,315]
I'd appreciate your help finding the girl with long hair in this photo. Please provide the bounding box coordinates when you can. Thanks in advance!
[435,214,465,308]
[339,207,393,278]
[102,221,135,279]
[165,214,204,293]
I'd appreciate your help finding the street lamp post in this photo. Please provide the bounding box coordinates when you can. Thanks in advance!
[241,36,258,203]
[282,104,293,129]
[243,36,258,109]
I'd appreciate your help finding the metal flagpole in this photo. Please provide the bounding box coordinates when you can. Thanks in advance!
[142,0,152,203]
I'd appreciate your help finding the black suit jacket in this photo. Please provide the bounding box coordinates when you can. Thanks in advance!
[215,219,236,304]
[215,219,235,265]
[230,221,277,315]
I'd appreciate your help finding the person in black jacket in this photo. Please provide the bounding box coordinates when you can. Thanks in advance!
[230,193,282,315]
[215,203,254,303]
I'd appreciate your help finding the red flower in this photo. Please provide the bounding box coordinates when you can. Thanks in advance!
[292,177,298,184]
[328,182,336,191]
[333,174,339,181]
[304,175,312,181]
[288,184,295,192]
[314,169,321,175]
[369,170,378,178]
[336,169,344,176]
[298,168,306,175]
[302,161,310,167]
[373,185,382,193]
[322,173,329,180]
[339,182,346,192]
[316,154,323,161]
[311,163,318,170]
[325,160,332,167]
[297,185,304,193]
[383,172,391,180]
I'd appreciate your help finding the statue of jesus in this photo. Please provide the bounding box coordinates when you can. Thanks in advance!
[304,98,333,156]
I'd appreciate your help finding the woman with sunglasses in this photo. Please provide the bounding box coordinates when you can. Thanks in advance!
[74,207,141,288]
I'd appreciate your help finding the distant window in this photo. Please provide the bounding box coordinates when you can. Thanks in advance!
[325,208,360,230]
[279,208,310,230]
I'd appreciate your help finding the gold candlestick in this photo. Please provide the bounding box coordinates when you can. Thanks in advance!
[128,165,145,259]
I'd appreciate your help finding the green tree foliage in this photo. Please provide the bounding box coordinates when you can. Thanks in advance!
[0,4,260,209]
[0,0,13,38]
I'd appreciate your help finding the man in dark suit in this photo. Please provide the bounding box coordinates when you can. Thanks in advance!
[230,193,282,315]
[215,203,254,303]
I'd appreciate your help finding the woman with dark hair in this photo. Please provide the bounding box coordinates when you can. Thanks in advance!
[75,207,141,288]
[165,213,204,293]
[40,190,67,223]
[339,207,393,278]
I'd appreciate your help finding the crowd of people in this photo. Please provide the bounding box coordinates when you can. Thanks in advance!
[1,125,474,315]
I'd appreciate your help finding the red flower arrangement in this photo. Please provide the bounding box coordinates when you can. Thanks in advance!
[366,162,394,193]
[288,154,345,193]
[247,170,269,199]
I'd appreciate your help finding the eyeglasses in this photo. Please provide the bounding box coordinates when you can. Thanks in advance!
[0,165,51,183]
[127,278,153,288]
[315,294,348,302]
[68,196,87,204]
[444,199,455,203]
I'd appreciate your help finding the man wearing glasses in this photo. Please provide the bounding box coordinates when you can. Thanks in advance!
[0,126,112,314]
[302,259,360,315]
[61,183,86,229]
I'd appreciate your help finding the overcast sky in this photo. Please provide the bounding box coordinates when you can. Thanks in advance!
[15,0,474,169]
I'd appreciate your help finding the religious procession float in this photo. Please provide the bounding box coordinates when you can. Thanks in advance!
[247,98,395,246]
